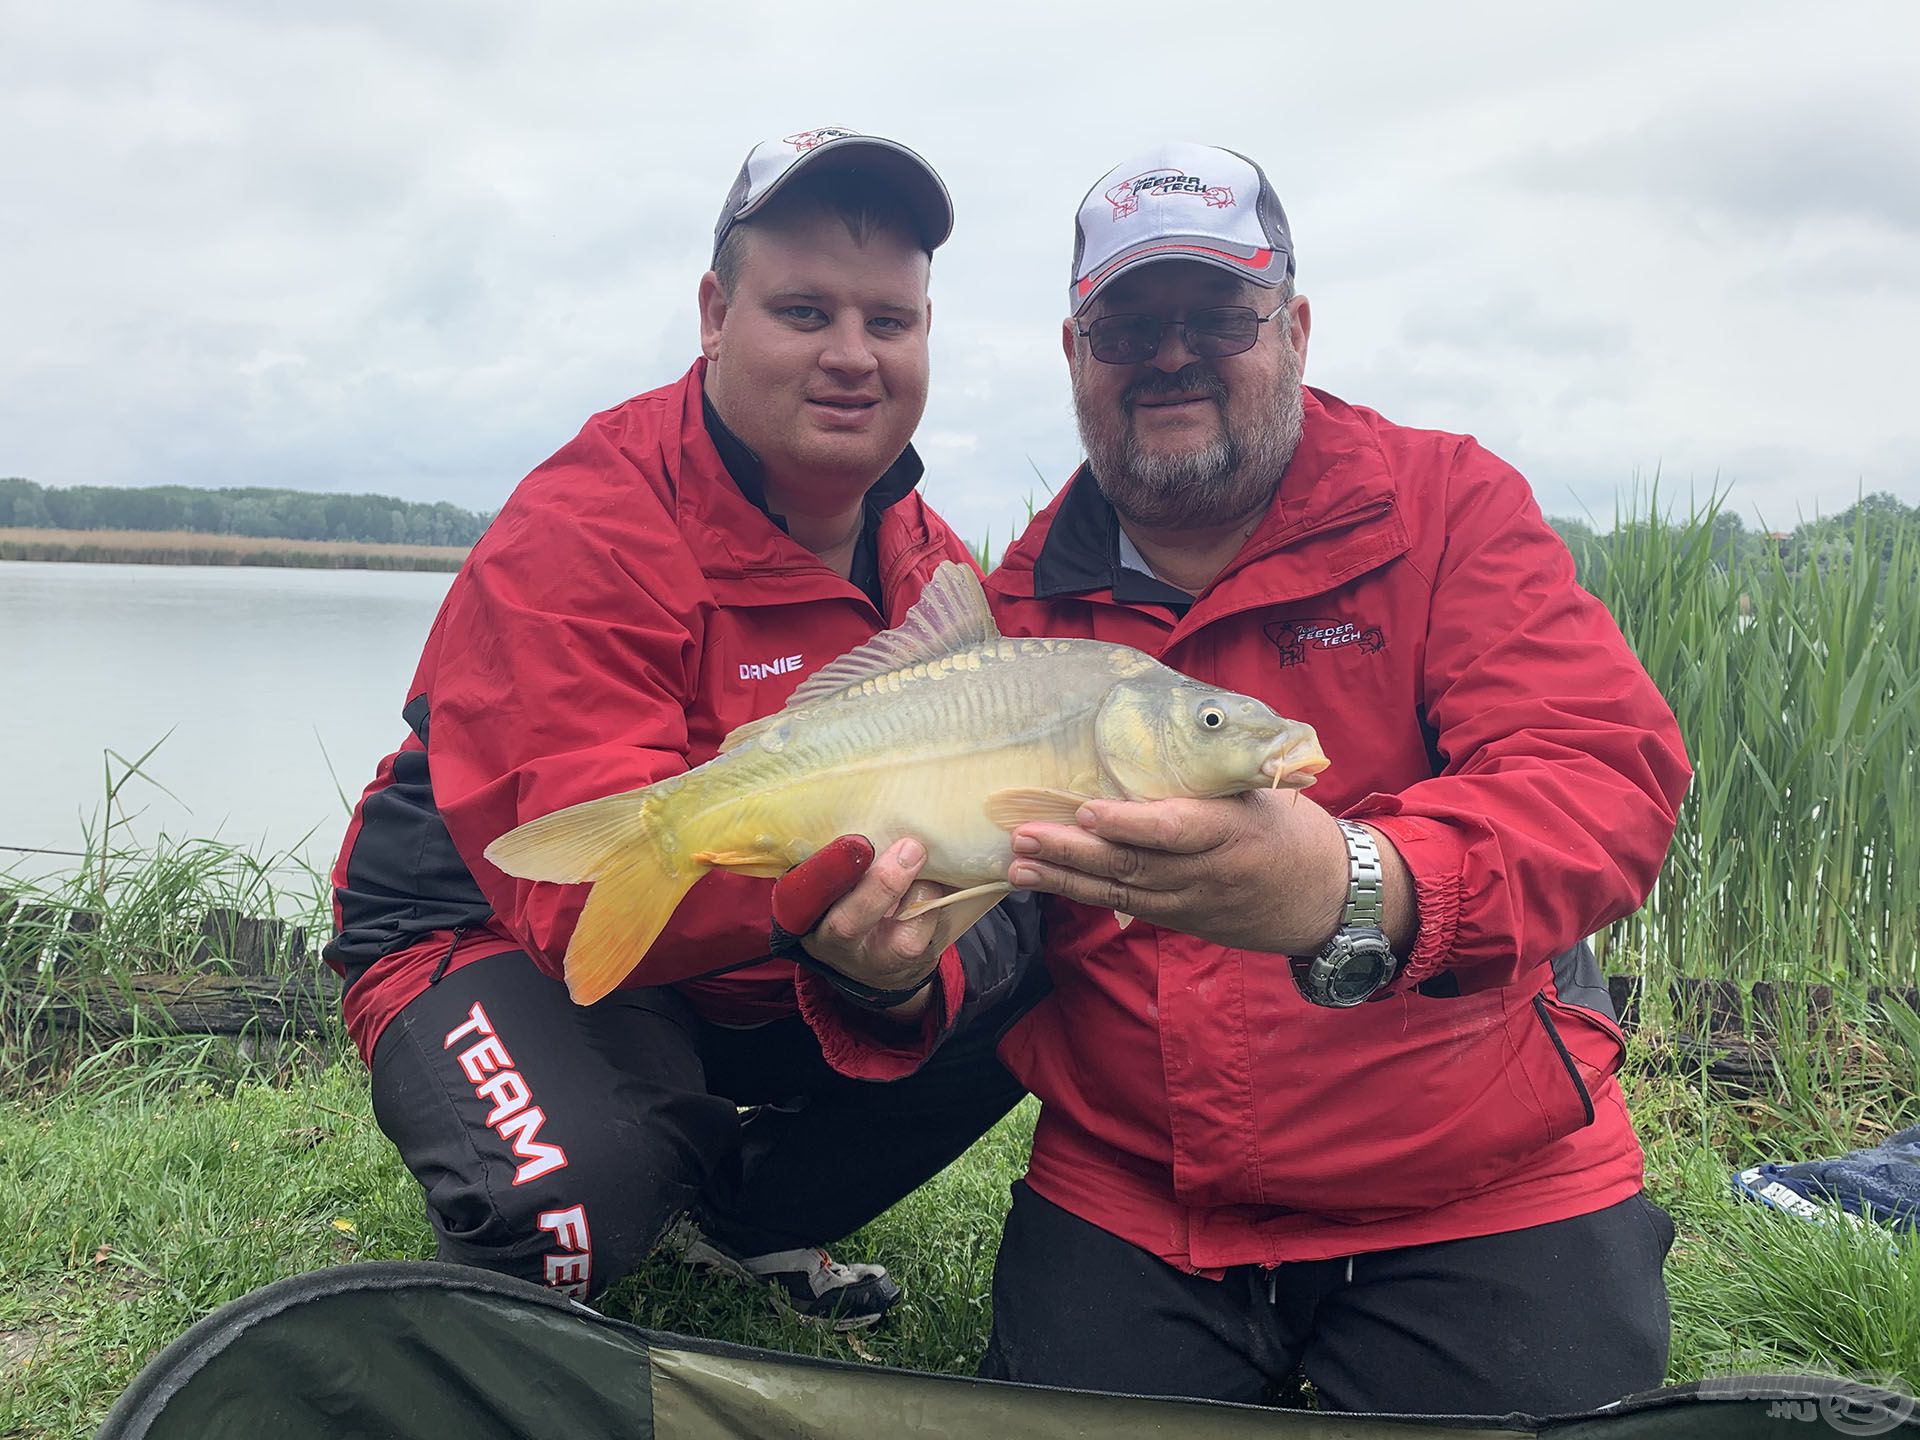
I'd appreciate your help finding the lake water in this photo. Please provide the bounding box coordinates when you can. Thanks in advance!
[0,561,455,880]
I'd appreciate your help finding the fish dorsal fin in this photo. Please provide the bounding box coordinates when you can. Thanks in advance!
[717,562,998,754]
[792,561,1000,704]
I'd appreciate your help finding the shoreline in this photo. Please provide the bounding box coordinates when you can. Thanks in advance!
[0,527,470,573]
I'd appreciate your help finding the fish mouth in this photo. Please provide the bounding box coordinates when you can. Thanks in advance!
[1261,737,1330,789]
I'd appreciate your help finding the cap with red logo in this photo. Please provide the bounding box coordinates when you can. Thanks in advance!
[1070,143,1294,314]
[713,127,954,262]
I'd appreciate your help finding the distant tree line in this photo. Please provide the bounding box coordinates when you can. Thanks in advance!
[0,477,493,548]
[1547,492,1920,585]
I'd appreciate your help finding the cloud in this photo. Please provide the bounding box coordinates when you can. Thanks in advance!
[1,0,1916,534]
[1507,98,1920,235]
[1399,291,1631,362]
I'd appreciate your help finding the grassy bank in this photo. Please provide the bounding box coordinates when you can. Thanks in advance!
[4,974,1919,1438]
[0,527,469,571]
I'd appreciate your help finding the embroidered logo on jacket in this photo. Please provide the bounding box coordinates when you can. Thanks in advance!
[1105,171,1236,219]
[1265,618,1385,668]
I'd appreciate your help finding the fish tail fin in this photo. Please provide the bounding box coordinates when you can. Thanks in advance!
[483,787,704,1005]
[562,844,703,1005]
[484,789,661,884]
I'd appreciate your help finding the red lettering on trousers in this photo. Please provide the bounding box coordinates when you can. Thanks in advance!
[457,1033,513,1083]
[497,1106,567,1185]
[438,1001,569,1184]
[475,1068,530,1126]
[538,1204,592,1300]
[442,1002,495,1048]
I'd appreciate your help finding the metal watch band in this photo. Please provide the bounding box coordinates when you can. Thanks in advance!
[1334,820,1384,930]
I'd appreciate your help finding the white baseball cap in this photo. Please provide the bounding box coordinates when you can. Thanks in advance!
[1070,143,1295,314]
[713,126,954,261]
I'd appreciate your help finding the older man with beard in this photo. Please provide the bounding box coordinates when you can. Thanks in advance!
[974,144,1694,1416]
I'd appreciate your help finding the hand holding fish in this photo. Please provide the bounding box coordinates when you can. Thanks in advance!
[787,836,955,1015]
[1007,793,1415,958]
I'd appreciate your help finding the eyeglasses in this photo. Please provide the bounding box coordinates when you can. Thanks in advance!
[1077,301,1291,365]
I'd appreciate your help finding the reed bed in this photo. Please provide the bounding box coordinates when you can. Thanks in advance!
[1574,498,1920,989]
[0,527,468,571]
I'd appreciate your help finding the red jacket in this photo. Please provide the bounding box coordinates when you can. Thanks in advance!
[984,388,1691,1272]
[324,361,979,1066]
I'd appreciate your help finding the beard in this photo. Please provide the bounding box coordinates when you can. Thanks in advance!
[1072,346,1305,531]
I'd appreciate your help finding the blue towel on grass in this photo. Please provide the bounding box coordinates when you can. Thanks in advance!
[1732,1123,1920,1232]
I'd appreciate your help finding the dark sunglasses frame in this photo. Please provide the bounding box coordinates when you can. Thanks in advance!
[1077,300,1292,365]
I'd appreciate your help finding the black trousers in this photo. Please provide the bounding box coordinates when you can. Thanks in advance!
[979,1180,1674,1417]
[369,950,1030,1301]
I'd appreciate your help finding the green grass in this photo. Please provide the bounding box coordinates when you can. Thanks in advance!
[5,1031,1919,1439]
[0,1050,1032,1439]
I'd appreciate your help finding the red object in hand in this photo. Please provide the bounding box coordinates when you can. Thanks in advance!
[771,835,875,936]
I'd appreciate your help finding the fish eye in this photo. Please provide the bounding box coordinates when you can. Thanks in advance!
[1198,705,1226,730]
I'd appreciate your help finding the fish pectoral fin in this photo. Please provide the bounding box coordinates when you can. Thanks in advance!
[894,881,1014,923]
[911,886,1015,959]
[691,848,789,879]
[985,787,1099,829]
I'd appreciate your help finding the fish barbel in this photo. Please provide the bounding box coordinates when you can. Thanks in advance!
[485,562,1329,1004]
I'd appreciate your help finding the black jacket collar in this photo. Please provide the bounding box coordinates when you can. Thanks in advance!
[701,391,924,609]
[1033,467,1198,614]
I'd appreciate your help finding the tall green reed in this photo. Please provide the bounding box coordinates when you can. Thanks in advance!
[1579,494,1920,988]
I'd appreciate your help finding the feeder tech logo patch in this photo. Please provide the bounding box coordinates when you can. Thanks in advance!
[1265,617,1385,668]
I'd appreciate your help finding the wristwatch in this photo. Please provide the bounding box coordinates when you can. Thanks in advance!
[1290,820,1399,1008]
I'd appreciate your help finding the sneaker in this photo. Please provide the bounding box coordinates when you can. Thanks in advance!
[661,1215,903,1331]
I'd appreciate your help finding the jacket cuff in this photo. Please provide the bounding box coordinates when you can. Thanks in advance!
[794,945,965,1080]
[1350,812,1465,991]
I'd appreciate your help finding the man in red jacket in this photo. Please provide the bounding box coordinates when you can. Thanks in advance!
[322,128,1037,1328]
[975,144,1693,1414]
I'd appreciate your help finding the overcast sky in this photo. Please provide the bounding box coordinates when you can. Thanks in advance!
[4,1,1916,548]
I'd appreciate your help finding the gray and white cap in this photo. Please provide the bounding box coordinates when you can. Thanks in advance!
[1070,142,1294,314]
[713,127,954,262]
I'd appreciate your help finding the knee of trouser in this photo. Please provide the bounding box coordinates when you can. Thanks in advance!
[418,1122,721,1301]
[367,963,742,1302]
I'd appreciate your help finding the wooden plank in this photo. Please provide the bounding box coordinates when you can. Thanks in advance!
[191,906,307,976]
[1603,975,1920,1030]
[29,972,336,1037]
[1,904,67,979]
[46,907,101,976]
[1651,1035,1774,1095]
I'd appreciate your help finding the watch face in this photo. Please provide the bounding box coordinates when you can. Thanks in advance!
[1307,929,1396,1008]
